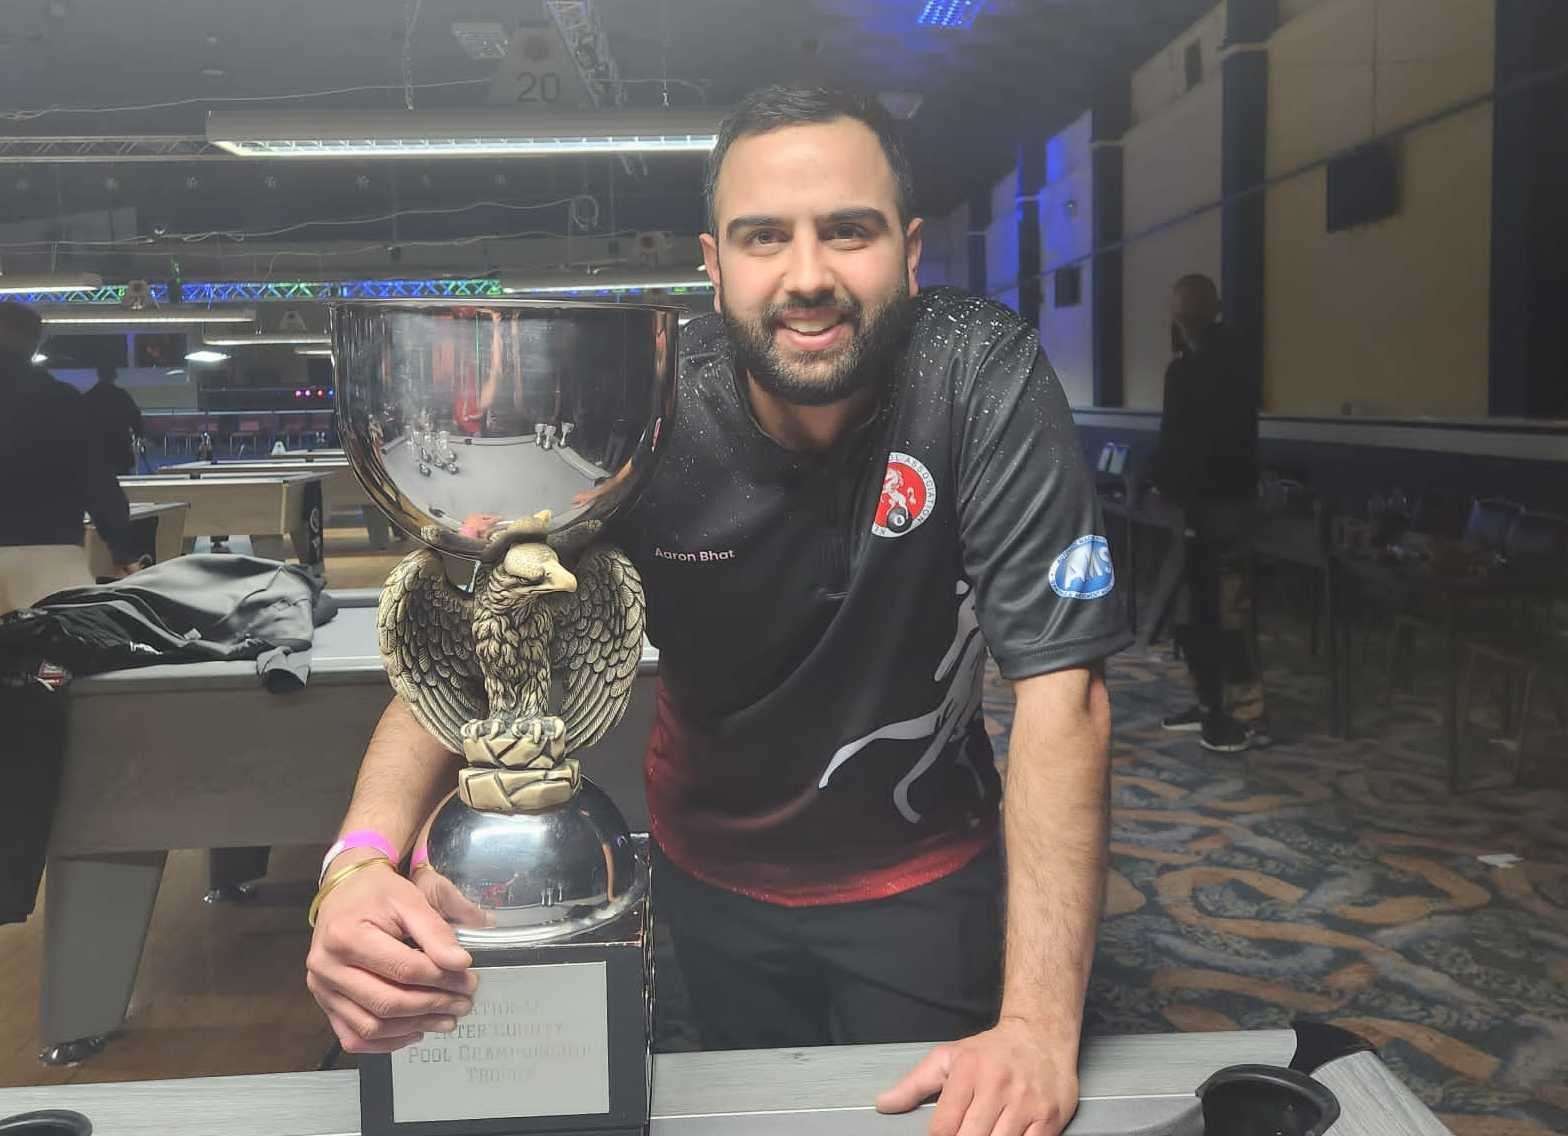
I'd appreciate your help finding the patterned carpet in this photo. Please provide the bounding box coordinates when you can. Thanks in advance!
[650,619,1568,1133]
[980,626,1568,1136]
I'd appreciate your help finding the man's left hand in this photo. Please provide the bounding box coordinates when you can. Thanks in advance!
[875,1018,1079,1136]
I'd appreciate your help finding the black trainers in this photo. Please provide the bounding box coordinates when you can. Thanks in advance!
[1200,717,1269,753]
[1161,705,1207,732]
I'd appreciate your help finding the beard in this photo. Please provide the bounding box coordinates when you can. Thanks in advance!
[721,280,913,408]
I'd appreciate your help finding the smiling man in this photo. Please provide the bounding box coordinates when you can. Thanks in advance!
[307,86,1130,1136]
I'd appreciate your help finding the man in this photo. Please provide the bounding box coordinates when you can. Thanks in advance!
[306,87,1130,1136]
[0,302,139,613]
[82,362,145,475]
[1149,274,1267,752]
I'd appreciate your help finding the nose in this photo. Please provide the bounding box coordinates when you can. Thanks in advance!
[779,232,835,302]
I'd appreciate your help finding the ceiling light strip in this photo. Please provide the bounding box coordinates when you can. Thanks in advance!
[38,306,258,326]
[4,283,172,306]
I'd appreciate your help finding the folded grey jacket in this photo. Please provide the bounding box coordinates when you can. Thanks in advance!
[0,554,339,923]
[0,553,337,688]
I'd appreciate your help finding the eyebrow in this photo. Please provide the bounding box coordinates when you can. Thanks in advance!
[725,207,892,241]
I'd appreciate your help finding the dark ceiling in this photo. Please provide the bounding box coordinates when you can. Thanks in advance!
[0,0,1214,266]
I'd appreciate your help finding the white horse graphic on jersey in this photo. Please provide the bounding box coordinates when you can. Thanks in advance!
[816,581,988,823]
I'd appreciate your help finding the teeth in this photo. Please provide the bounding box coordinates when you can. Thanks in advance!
[783,319,838,334]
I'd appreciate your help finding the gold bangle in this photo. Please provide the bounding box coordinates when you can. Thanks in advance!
[307,854,392,927]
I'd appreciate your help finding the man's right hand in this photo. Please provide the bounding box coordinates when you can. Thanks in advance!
[306,850,478,1054]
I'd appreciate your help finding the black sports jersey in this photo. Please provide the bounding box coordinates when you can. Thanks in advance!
[611,287,1131,905]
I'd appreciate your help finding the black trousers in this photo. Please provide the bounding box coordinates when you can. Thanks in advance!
[652,843,1003,1050]
[1175,499,1266,725]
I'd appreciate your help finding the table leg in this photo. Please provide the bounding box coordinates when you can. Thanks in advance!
[1444,610,1461,792]
[362,506,393,552]
[1326,561,1347,738]
[252,534,290,562]
[40,851,167,1063]
[204,846,271,904]
[1126,511,1139,636]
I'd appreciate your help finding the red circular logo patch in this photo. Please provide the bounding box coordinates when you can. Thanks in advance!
[872,452,936,538]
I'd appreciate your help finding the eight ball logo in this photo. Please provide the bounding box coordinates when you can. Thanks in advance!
[872,452,936,538]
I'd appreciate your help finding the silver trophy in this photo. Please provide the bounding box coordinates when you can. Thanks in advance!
[332,299,676,1136]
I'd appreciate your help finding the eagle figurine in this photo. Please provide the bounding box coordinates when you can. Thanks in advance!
[377,513,645,814]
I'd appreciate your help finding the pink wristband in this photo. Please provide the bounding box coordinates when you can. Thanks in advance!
[320,829,399,884]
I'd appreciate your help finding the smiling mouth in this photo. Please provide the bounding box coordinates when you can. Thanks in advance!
[775,314,850,341]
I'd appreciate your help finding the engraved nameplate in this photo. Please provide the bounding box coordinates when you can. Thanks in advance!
[391,961,609,1124]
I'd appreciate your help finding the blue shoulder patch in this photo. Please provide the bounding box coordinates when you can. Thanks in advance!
[1049,535,1115,600]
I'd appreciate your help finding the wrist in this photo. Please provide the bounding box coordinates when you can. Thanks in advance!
[319,845,386,880]
[320,828,401,884]
[998,1007,1084,1051]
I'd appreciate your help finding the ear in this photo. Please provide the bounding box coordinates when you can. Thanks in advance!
[903,217,924,296]
[699,232,722,314]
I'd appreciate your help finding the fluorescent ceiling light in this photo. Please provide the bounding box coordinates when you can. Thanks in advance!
[38,306,257,326]
[294,346,334,357]
[202,331,330,346]
[207,109,723,159]
[30,353,46,364]
[500,268,713,295]
[185,349,230,363]
[917,0,987,28]
[0,273,104,295]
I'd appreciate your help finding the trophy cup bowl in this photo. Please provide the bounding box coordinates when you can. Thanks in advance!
[333,298,677,562]
[333,298,675,1136]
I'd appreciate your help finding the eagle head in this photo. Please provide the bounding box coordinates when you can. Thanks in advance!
[493,541,577,603]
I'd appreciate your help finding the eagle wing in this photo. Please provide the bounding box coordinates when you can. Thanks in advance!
[377,548,486,754]
[546,544,646,753]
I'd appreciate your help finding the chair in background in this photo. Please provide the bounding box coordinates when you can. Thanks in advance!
[160,414,196,457]
[1383,496,1526,699]
[229,417,268,457]
[277,413,309,451]
[1453,511,1568,789]
[1464,497,1523,556]
[1410,487,1472,542]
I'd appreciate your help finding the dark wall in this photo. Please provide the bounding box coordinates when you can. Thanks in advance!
[1490,0,1568,418]
[1075,419,1568,519]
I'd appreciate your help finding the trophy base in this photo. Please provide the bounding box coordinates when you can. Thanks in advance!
[358,853,653,1136]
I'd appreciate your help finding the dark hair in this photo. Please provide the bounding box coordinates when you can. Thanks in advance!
[704,86,916,234]
[0,301,44,349]
[96,362,119,383]
[1173,274,1220,306]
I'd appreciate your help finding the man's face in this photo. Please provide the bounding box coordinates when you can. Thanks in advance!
[700,118,923,407]
[1170,283,1218,350]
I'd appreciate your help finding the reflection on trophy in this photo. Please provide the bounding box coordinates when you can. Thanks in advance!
[332,299,676,1136]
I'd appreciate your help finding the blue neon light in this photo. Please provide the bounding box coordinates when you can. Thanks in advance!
[11,284,172,306]
[916,0,986,29]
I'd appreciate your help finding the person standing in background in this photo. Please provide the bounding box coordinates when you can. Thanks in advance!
[1150,274,1268,753]
[0,303,139,613]
[82,362,145,475]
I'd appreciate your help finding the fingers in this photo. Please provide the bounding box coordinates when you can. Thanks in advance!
[323,1007,425,1055]
[418,871,494,929]
[308,960,473,1029]
[927,1052,977,1136]
[331,926,467,991]
[310,975,461,1045]
[877,1045,952,1114]
[393,889,476,976]
[951,1085,1006,1136]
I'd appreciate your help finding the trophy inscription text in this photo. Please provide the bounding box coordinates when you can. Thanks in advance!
[390,962,610,1123]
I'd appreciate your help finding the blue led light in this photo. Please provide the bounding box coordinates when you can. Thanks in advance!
[18,279,503,306]
[180,278,503,303]
[916,0,985,29]
[11,283,172,306]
